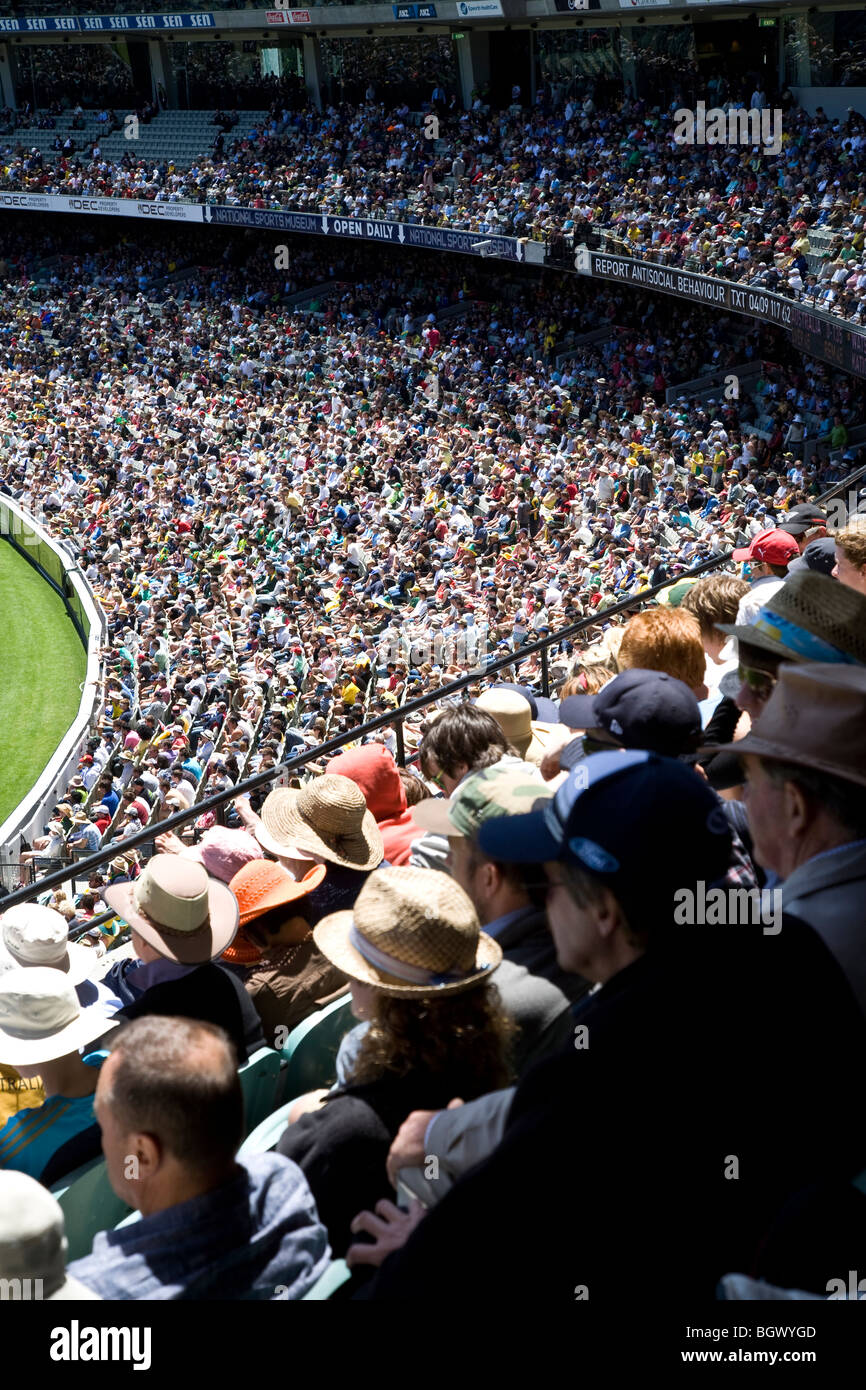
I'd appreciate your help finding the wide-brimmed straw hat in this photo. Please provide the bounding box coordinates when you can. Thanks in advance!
[0,906,97,987]
[0,967,119,1066]
[313,866,501,997]
[711,663,866,787]
[717,571,866,665]
[257,776,384,871]
[103,853,238,965]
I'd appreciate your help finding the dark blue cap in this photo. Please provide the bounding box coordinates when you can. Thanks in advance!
[559,670,701,758]
[786,536,836,577]
[478,750,732,895]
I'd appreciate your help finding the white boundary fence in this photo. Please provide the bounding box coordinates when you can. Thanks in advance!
[0,497,105,875]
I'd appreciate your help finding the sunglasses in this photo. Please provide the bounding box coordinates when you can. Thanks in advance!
[737,663,777,702]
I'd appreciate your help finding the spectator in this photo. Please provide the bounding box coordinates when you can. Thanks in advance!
[0,1170,100,1301]
[716,571,866,719]
[355,752,866,1300]
[67,1016,330,1300]
[101,855,265,1061]
[0,968,118,1182]
[276,866,513,1255]
[325,744,424,866]
[474,689,556,767]
[412,761,589,1003]
[225,860,348,1041]
[833,520,866,595]
[680,573,749,696]
[778,503,829,553]
[410,706,516,870]
[718,663,866,1016]
[732,528,800,626]
[616,606,709,700]
[254,776,385,920]
[0,904,99,985]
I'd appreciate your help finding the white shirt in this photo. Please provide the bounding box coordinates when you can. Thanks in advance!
[735,576,787,628]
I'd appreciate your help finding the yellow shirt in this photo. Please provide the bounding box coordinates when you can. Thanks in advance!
[0,1065,44,1127]
[342,682,360,706]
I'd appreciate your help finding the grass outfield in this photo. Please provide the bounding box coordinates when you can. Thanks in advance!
[0,541,86,827]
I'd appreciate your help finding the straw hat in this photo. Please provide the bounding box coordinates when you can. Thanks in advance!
[718,571,866,665]
[103,854,239,965]
[0,906,97,986]
[314,866,501,997]
[474,689,554,765]
[0,967,118,1066]
[712,663,866,787]
[257,777,384,871]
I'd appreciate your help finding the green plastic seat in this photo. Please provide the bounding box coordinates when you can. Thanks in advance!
[50,1159,134,1262]
[277,996,354,1105]
[238,1100,293,1158]
[302,1259,352,1301]
[238,1046,283,1135]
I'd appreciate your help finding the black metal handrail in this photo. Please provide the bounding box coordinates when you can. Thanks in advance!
[1,463,860,912]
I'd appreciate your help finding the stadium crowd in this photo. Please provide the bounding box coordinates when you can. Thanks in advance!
[0,222,863,901]
[0,203,866,1303]
[3,87,866,321]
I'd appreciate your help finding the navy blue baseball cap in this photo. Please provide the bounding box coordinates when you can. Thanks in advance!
[478,750,732,900]
[786,536,836,577]
[558,670,702,758]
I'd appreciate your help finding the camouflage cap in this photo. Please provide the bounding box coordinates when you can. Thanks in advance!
[412,762,552,840]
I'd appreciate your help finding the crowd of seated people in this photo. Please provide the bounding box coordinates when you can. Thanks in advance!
[1,80,864,320]
[3,610,866,1300]
[0,220,863,920]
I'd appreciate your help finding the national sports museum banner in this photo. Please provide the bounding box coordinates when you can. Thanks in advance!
[204,205,525,260]
[574,248,866,379]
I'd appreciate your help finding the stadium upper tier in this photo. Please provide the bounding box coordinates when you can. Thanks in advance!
[1,97,864,323]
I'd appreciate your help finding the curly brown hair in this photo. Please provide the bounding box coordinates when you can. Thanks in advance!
[348,983,517,1094]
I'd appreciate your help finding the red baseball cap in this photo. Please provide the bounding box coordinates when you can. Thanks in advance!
[732,527,799,566]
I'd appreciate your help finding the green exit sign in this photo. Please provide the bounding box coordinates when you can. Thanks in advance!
[759,17,777,27]
[452,31,465,38]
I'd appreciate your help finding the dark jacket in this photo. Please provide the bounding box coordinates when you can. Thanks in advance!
[278,1066,490,1258]
[115,962,265,1062]
[492,904,590,1006]
[359,915,866,1302]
